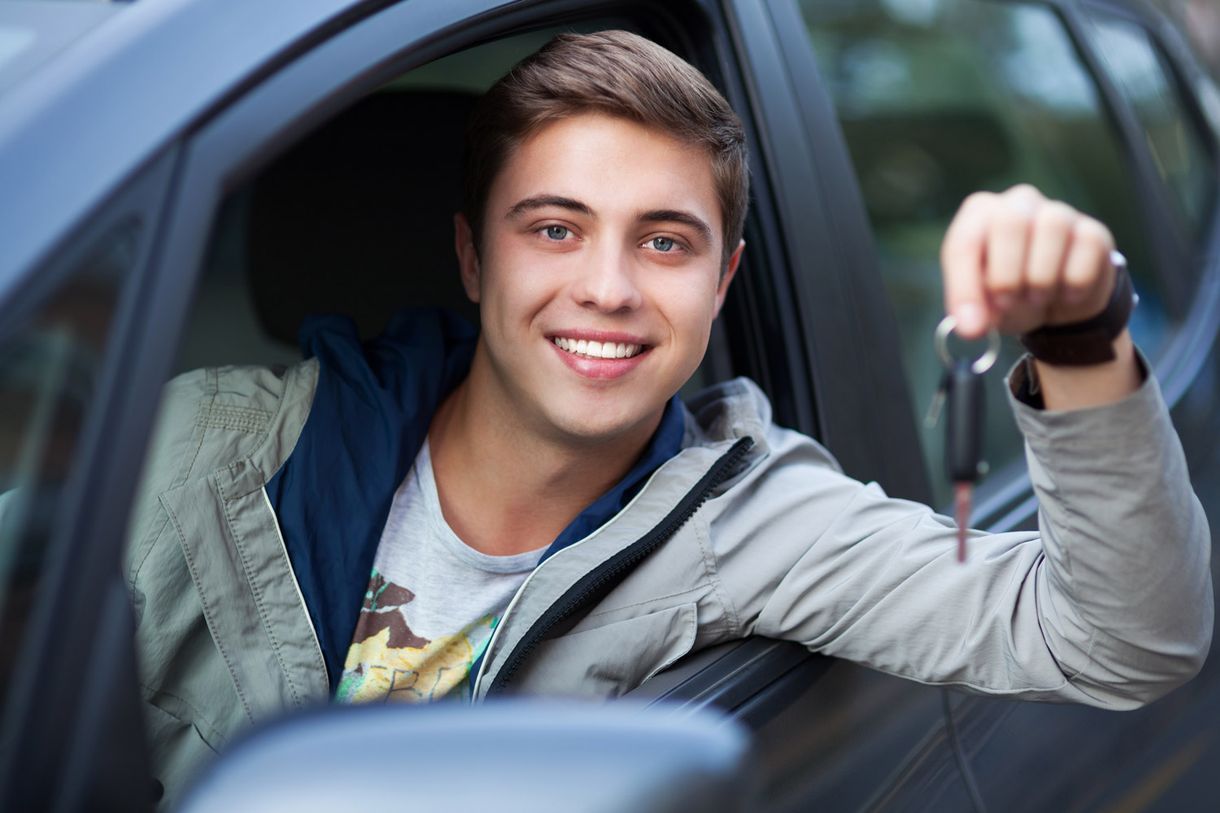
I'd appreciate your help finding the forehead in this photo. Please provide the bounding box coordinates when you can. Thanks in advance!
[491,113,722,230]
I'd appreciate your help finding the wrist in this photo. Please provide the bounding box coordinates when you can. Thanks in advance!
[1031,329,1143,411]
[1019,251,1137,366]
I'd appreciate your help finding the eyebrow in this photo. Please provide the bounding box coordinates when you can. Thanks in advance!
[505,195,593,219]
[639,209,713,246]
[505,196,714,247]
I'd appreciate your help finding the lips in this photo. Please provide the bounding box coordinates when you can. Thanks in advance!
[551,336,643,359]
[546,332,652,380]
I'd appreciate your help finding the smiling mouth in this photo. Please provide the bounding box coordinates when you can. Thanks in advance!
[551,336,646,360]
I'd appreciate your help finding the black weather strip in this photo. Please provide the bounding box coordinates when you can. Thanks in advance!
[942,689,988,813]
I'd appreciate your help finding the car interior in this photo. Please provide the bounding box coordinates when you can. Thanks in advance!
[175,25,733,396]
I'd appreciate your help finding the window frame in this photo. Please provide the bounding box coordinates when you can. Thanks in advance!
[0,146,179,813]
[730,0,934,506]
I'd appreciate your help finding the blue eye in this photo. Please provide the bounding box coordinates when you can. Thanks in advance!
[545,225,569,240]
[650,237,676,252]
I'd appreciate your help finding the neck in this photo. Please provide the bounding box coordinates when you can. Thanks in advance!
[427,352,662,557]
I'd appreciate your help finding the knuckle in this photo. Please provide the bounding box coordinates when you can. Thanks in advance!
[1064,256,1096,285]
[960,191,995,214]
[994,202,1032,234]
[1072,217,1114,251]
[1007,182,1043,201]
[1035,201,1077,233]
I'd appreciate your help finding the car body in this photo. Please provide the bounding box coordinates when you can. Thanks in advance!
[1,0,1218,809]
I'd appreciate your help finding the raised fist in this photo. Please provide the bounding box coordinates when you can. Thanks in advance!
[941,184,1118,341]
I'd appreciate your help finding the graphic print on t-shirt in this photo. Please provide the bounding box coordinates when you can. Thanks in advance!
[335,440,543,705]
[336,568,498,703]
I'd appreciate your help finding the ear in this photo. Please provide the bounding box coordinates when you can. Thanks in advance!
[712,239,745,318]
[454,212,481,303]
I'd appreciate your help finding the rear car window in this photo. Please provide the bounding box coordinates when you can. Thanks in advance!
[796,0,1176,506]
[1086,11,1217,243]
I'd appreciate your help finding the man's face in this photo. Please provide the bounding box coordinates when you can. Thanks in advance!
[456,112,742,447]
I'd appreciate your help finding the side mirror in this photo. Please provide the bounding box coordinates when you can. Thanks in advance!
[179,700,753,812]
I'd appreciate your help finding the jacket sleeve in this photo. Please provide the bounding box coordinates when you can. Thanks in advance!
[708,362,1213,709]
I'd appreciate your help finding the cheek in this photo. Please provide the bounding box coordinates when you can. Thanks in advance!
[663,273,717,317]
[479,263,561,332]
[651,275,718,344]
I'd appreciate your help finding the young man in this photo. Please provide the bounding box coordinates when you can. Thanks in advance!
[126,30,1211,807]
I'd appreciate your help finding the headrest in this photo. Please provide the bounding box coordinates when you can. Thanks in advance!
[247,89,481,345]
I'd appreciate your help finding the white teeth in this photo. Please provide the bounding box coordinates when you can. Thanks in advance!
[552,337,643,360]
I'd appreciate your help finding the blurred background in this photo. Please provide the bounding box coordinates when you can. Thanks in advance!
[1155,0,1220,77]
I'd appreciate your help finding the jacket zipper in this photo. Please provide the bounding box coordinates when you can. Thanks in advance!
[483,436,754,697]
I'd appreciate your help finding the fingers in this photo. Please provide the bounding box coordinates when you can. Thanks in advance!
[941,185,1116,337]
[941,193,992,339]
[984,185,1041,310]
[1062,217,1115,308]
[1025,201,1075,308]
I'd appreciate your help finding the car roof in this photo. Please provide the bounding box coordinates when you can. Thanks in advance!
[0,1,124,97]
[0,0,366,298]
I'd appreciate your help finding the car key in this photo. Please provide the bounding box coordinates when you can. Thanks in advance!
[929,317,999,562]
[944,359,985,562]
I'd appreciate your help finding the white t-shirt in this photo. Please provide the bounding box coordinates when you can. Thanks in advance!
[336,440,546,703]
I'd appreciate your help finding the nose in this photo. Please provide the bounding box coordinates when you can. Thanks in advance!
[572,242,643,313]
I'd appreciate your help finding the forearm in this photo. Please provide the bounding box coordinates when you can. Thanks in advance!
[1012,364,1213,704]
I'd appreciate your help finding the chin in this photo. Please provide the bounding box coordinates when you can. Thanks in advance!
[541,400,658,446]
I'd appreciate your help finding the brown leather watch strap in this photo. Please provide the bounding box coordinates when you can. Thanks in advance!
[1019,251,1138,366]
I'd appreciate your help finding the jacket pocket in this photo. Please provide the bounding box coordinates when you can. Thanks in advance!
[516,603,699,697]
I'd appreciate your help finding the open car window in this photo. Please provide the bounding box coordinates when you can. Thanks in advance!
[176,19,729,396]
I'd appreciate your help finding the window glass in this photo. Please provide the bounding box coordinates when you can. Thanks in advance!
[797,0,1174,506]
[0,222,135,693]
[1087,13,1217,241]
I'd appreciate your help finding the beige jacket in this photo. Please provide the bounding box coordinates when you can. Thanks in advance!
[125,359,1213,808]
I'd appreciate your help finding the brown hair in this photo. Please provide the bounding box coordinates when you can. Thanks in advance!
[463,30,749,269]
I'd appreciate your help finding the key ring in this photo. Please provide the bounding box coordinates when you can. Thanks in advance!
[934,315,1000,375]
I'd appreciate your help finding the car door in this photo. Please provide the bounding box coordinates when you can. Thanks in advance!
[758,0,1220,809]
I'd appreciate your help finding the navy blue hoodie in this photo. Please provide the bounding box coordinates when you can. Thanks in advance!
[265,310,685,688]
